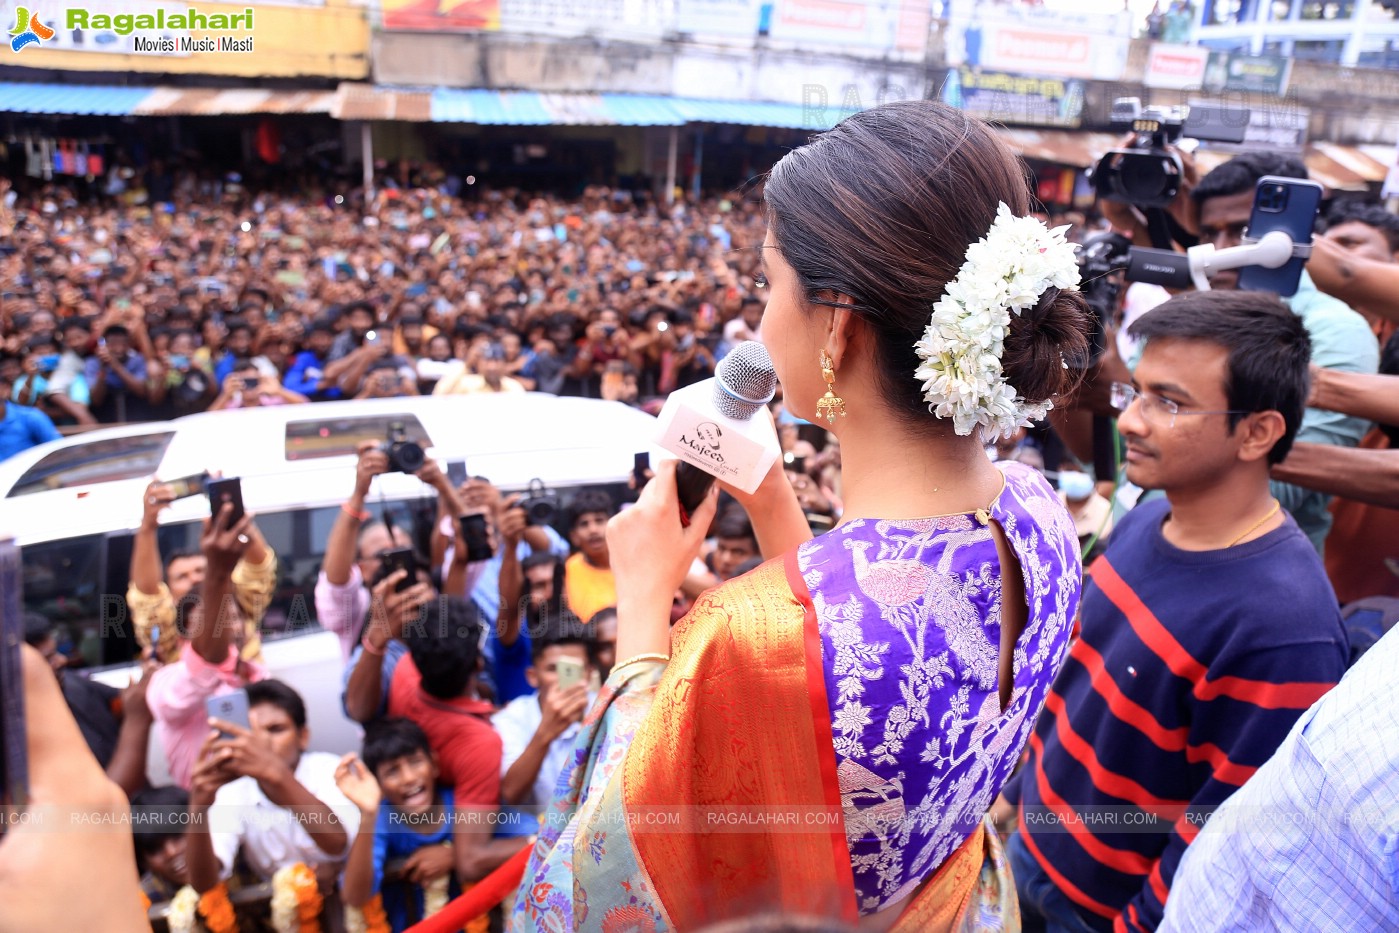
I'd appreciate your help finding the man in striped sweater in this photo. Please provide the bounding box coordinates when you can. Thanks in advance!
[1004,291,1349,932]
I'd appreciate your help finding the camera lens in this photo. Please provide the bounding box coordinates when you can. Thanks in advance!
[394,441,426,473]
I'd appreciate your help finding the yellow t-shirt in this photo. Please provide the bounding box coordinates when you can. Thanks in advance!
[564,552,616,626]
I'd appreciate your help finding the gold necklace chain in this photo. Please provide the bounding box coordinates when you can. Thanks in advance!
[1228,499,1281,547]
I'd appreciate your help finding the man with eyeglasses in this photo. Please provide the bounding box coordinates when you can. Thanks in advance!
[999,291,1348,933]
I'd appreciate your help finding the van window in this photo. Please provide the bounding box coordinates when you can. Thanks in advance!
[8,432,176,497]
[285,414,432,462]
[21,534,113,667]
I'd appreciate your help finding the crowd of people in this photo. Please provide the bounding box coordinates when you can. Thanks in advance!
[4,102,1399,933]
[0,174,777,460]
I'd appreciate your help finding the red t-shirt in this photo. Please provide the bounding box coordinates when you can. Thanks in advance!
[387,655,502,810]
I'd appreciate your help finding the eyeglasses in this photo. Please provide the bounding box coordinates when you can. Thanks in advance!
[1110,382,1248,429]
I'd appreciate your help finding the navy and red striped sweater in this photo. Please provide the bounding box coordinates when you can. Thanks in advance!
[1013,497,1347,932]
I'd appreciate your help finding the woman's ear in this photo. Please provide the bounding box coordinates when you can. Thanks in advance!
[824,300,858,369]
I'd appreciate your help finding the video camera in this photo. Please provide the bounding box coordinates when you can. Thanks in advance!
[380,421,426,474]
[1090,98,1248,211]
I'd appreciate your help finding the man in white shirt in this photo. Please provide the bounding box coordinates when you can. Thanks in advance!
[491,636,594,815]
[186,680,361,891]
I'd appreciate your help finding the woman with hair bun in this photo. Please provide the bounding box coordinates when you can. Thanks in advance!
[510,100,1091,932]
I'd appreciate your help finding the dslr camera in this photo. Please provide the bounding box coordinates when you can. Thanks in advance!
[1090,98,1248,210]
[380,421,426,474]
[517,478,559,527]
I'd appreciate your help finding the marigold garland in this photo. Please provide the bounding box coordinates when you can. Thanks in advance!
[166,883,238,933]
[198,884,239,933]
[270,863,322,933]
[345,895,390,933]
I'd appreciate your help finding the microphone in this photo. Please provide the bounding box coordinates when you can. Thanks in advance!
[654,341,780,526]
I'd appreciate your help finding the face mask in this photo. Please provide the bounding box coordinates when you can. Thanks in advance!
[1058,470,1096,501]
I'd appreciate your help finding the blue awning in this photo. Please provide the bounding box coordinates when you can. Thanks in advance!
[0,82,153,116]
[431,90,687,126]
[0,81,860,129]
[666,97,850,130]
[428,89,851,130]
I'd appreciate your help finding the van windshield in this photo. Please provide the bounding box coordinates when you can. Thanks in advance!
[9,432,176,497]
[285,414,432,461]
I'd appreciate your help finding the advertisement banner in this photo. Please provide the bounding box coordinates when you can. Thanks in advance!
[1144,44,1210,89]
[382,0,498,32]
[946,6,1130,81]
[1203,51,1291,96]
[1146,44,1292,96]
[768,0,928,54]
[941,67,1084,128]
[676,0,760,37]
[495,0,668,39]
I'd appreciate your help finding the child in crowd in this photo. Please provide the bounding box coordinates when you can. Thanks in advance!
[335,718,461,932]
[131,785,192,907]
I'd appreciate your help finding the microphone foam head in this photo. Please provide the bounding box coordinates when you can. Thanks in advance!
[714,341,777,419]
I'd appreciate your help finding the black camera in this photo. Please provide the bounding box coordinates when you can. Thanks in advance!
[517,478,559,527]
[1090,98,1250,211]
[1090,100,1188,209]
[380,421,426,474]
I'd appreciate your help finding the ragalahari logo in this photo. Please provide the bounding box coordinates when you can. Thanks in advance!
[10,6,54,51]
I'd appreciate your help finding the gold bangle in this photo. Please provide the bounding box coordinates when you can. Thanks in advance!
[612,652,670,675]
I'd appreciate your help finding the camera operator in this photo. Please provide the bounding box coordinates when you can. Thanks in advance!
[1083,152,1380,555]
[337,451,487,723]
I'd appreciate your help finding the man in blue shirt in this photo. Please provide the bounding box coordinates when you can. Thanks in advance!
[283,320,342,401]
[0,371,62,462]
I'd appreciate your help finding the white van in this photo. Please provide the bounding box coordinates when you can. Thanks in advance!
[0,394,657,760]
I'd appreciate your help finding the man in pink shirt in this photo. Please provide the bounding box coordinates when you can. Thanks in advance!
[146,502,267,789]
[315,440,412,663]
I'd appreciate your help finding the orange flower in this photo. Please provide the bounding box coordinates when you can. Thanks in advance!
[198,883,239,933]
[361,896,390,933]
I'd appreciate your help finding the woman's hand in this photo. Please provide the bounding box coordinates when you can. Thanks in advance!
[607,459,719,658]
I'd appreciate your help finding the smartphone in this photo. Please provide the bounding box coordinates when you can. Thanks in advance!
[165,471,210,500]
[632,452,649,488]
[554,657,585,692]
[1237,176,1324,297]
[1,539,29,822]
[379,546,416,593]
[460,513,494,562]
[447,460,468,488]
[205,689,250,740]
[205,477,246,527]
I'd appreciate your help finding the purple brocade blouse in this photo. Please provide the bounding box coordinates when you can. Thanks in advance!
[797,461,1082,914]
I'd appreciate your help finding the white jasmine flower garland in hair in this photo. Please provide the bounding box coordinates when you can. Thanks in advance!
[913,202,1081,438]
